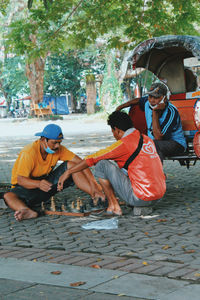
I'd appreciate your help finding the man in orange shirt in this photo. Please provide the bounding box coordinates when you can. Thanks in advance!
[3,124,103,221]
[57,111,166,216]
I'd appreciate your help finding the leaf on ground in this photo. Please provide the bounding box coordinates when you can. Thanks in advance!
[91,264,101,269]
[68,232,80,236]
[33,259,37,262]
[51,271,62,275]
[113,275,119,279]
[118,294,126,296]
[72,142,76,144]
[162,245,171,250]
[166,173,174,178]
[184,250,195,254]
[126,251,134,255]
[142,261,149,266]
[97,258,102,262]
[157,219,167,222]
[144,232,149,235]
[70,281,86,287]
[194,273,200,277]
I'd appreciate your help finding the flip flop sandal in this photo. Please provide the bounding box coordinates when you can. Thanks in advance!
[102,211,122,217]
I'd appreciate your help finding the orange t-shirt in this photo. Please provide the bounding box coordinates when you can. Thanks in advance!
[86,130,166,201]
[11,139,75,185]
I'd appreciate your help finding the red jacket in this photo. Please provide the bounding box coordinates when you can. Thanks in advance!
[86,129,166,201]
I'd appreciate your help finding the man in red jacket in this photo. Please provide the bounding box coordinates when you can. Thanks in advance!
[58,111,166,216]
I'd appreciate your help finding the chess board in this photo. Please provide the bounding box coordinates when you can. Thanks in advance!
[43,196,107,217]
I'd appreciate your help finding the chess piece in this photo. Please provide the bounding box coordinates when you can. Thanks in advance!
[61,204,66,211]
[79,199,84,213]
[76,199,80,211]
[41,201,45,211]
[90,198,94,208]
[50,196,56,211]
[71,201,75,210]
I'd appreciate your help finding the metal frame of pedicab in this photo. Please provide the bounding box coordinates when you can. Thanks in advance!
[128,35,200,168]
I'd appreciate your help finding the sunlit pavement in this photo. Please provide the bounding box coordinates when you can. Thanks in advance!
[0,116,200,299]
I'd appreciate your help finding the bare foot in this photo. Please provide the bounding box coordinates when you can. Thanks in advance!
[106,207,122,216]
[14,208,38,221]
[113,209,122,216]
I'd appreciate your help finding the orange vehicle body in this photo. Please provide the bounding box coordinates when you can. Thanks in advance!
[128,35,200,166]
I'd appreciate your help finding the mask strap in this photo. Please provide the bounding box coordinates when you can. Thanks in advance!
[159,80,171,100]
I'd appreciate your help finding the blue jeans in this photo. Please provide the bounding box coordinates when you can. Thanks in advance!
[94,160,158,207]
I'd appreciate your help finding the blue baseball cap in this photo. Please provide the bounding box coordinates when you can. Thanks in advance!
[35,124,64,140]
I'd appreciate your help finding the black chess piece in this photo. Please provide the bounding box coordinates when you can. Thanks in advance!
[80,206,84,213]
[90,198,95,208]
[97,197,108,208]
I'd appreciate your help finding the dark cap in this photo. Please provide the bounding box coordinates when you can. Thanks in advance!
[148,82,168,98]
[35,124,64,140]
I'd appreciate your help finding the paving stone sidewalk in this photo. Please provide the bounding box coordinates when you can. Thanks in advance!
[0,118,200,298]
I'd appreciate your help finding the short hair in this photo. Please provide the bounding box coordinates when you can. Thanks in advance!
[107,111,133,131]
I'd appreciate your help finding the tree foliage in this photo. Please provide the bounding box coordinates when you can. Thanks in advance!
[0,0,199,108]
[4,0,200,61]
[100,52,123,112]
[0,0,10,16]
[44,51,84,98]
[28,0,53,10]
[1,56,29,99]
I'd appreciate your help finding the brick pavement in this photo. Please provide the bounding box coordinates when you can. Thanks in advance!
[1,121,200,288]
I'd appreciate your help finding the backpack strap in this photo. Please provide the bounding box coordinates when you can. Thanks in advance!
[123,134,143,170]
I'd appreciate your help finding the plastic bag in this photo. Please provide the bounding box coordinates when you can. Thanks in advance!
[81,217,118,230]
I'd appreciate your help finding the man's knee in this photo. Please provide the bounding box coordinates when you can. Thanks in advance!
[4,191,14,200]
[67,161,75,168]
[4,191,19,205]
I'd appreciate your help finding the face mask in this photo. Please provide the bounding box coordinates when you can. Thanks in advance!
[149,96,165,109]
[44,140,55,154]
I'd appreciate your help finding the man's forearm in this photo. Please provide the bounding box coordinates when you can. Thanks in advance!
[17,175,52,192]
[68,160,89,176]
[17,175,40,189]
[152,111,163,140]
[117,98,140,110]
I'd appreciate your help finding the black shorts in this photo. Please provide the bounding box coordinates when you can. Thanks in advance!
[154,140,185,163]
[11,162,74,209]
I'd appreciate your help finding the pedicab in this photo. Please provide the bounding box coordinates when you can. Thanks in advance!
[128,35,200,168]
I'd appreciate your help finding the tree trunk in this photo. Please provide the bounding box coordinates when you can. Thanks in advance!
[100,53,112,111]
[26,57,45,104]
[125,79,132,100]
[0,79,9,101]
[117,50,132,84]
[100,51,122,112]
[86,74,96,114]
[70,93,76,112]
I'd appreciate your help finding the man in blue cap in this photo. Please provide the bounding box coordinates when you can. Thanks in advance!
[4,124,104,221]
